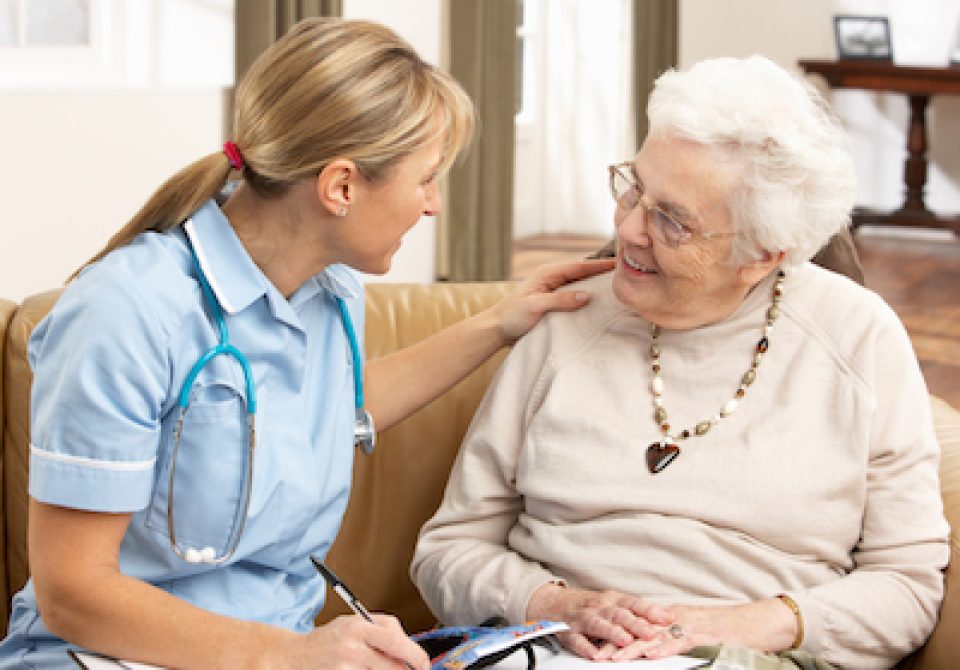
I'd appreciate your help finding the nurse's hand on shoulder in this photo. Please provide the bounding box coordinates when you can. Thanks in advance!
[494,258,615,343]
[281,614,430,670]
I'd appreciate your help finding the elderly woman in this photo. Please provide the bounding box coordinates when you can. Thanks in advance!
[411,56,949,670]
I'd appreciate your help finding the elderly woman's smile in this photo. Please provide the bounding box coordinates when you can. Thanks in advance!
[622,251,656,274]
[611,133,760,331]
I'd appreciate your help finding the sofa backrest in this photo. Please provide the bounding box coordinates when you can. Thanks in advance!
[5,282,960,670]
[0,283,512,635]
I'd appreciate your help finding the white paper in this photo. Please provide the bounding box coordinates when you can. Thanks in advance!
[70,651,166,670]
[495,648,708,670]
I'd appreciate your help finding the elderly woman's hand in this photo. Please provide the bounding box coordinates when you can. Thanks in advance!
[525,583,674,660]
[607,599,799,661]
[491,258,615,343]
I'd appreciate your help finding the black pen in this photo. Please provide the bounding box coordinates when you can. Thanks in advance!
[311,555,374,622]
[312,556,420,670]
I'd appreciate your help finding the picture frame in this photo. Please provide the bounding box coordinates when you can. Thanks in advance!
[833,15,893,61]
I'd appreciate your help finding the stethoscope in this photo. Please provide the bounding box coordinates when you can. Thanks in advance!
[167,242,375,565]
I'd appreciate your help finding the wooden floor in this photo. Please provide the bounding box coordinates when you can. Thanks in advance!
[512,231,960,409]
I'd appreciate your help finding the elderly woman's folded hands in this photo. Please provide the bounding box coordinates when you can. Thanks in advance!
[526,583,677,660]
[611,600,800,660]
[528,584,801,661]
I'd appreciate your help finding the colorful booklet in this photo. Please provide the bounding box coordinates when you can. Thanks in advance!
[411,620,569,670]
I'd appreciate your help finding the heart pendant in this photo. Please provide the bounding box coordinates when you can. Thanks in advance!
[646,441,680,473]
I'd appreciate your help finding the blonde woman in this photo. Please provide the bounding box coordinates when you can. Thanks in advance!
[0,18,611,669]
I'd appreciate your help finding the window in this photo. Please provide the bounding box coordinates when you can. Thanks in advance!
[515,0,538,123]
[0,0,91,47]
[0,0,233,89]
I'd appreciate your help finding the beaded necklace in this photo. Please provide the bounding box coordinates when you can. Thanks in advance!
[645,269,786,474]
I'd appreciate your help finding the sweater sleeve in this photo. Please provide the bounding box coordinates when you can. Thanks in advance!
[411,321,561,626]
[791,302,949,669]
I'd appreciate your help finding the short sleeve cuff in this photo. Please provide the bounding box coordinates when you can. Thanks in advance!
[29,445,156,512]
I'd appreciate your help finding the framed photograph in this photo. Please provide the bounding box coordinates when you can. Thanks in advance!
[833,15,893,60]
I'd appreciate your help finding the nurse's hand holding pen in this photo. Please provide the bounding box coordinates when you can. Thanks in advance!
[280,559,430,670]
[278,615,430,670]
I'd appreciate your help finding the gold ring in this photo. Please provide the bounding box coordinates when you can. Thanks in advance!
[668,624,683,639]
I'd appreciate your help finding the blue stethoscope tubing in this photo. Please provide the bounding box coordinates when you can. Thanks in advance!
[167,243,369,564]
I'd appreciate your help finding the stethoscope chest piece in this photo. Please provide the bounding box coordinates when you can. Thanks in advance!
[355,408,376,455]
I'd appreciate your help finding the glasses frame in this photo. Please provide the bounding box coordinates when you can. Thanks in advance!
[607,162,736,248]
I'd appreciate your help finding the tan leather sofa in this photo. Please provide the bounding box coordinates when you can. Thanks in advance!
[2,284,959,669]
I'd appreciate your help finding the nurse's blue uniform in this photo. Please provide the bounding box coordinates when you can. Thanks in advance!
[0,200,365,668]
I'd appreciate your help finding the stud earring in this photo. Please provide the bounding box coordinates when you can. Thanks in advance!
[337,206,349,218]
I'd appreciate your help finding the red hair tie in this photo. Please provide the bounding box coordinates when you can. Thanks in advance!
[223,141,244,170]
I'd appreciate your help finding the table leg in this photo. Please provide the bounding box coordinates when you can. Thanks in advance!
[898,94,932,216]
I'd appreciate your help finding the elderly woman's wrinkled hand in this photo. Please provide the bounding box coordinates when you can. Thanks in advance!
[609,600,798,660]
[492,258,615,343]
[608,612,717,661]
[525,583,674,660]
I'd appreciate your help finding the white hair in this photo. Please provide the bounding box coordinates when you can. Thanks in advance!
[646,55,856,267]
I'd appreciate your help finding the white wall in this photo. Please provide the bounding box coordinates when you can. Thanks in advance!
[0,0,233,303]
[679,0,960,218]
[0,90,227,302]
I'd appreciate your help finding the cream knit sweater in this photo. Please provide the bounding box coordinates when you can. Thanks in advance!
[411,263,949,669]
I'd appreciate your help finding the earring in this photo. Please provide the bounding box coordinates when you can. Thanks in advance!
[337,206,349,218]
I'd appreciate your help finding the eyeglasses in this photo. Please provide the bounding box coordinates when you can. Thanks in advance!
[607,162,736,248]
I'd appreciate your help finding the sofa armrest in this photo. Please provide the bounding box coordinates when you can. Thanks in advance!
[903,396,960,670]
[1,290,62,635]
[0,298,18,633]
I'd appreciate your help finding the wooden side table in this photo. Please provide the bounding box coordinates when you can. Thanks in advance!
[798,59,960,233]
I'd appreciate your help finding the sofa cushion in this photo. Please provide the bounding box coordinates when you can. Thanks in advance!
[318,282,513,632]
[906,396,960,669]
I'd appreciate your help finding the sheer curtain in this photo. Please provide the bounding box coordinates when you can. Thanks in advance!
[530,0,634,239]
[515,0,677,241]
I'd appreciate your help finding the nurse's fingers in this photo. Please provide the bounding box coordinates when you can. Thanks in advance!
[364,614,430,670]
[300,615,429,670]
[524,258,616,293]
